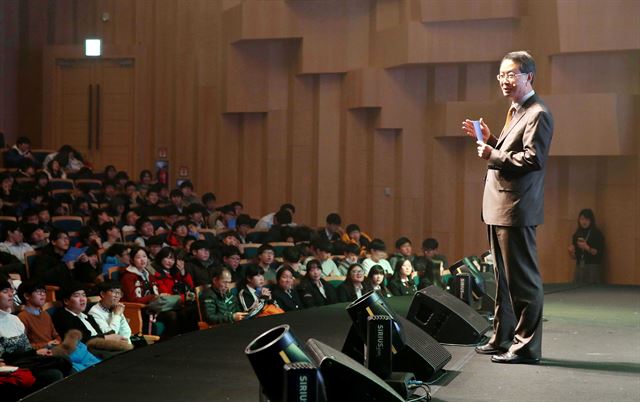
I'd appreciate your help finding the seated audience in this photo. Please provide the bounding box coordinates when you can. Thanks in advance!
[318,212,343,242]
[306,239,341,277]
[51,282,130,351]
[0,221,34,263]
[255,203,296,231]
[279,246,305,279]
[413,238,447,288]
[367,265,392,298]
[0,279,71,394]
[248,244,279,283]
[296,259,338,308]
[337,242,361,276]
[336,264,373,303]
[88,281,132,343]
[238,265,272,311]
[221,245,244,283]
[186,240,217,287]
[18,280,101,373]
[340,224,372,257]
[31,229,74,287]
[199,266,247,325]
[388,259,422,296]
[388,236,416,270]
[120,246,180,338]
[180,181,200,206]
[270,266,304,312]
[361,239,393,276]
[4,136,39,169]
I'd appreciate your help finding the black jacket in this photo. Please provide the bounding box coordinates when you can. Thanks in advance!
[336,281,374,303]
[271,286,304,312]
[296,277,338,308]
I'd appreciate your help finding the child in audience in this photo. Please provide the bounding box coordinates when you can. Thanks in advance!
[296,259,338,308]
[361,239,393,275]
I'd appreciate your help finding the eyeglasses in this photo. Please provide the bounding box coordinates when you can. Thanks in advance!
[496,72,526,82]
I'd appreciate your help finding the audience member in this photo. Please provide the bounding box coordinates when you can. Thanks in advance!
[336,264,373,303]
[388,237,416,270]
[88,281,132,342]
[361,239,393,275]
[367,265,392,298]
[270,266,304,312]
[387,259,421,296]
[340,224,371,256]
[238,265,272,311]
[0,221,34,263]
[569,208,605,284]
[296,259,338,308]
[186,240,217,287]
[318,213,343,242]
[199,266,247,325]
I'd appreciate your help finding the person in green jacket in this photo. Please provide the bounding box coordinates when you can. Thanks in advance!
[199,266,247,325]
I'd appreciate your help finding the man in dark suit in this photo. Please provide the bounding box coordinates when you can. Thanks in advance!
[462,51,553,364]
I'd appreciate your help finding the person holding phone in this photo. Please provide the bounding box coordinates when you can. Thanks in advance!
[462,50,553,365]
[568,209,604,284]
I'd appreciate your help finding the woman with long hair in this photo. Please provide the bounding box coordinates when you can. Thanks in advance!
[296,259,338,308]
[388,258,419,296]
[120,246,179,338]
[367,264,392,298]
[568,208,605,284]
[336,263,373,303]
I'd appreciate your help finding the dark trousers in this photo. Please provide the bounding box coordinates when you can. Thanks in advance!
[488,225,543,359]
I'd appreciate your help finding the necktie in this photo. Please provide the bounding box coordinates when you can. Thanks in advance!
[503,106,516,131]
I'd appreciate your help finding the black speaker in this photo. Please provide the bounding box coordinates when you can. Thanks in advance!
[306,338,405,402]
[245,325,325,402]
[450,256,496,312]
[451,273,473,305]
[342,291,451,381]
[407,285,491,345]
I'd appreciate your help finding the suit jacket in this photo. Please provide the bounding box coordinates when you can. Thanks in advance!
[296,278,338,308]
[271,287,304,312]
[336,281,374,303]
[483,94,553,227]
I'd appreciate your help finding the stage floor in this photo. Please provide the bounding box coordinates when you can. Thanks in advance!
[24,285,640,402]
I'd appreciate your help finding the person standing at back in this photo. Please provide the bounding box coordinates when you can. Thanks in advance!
[462,50,553,364]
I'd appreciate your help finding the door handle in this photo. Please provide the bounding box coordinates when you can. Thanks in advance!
[88,84,93,150]
[96,84,101,150]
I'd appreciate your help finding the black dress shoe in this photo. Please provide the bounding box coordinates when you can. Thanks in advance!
[475,343,506,355]
[491,351,540,365]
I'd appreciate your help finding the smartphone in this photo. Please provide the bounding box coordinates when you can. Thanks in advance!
[472,120,483,142]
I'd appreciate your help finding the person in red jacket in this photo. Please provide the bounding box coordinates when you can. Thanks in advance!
[120,246,180,338]
[152,247,197,332]
[152,247,195,303]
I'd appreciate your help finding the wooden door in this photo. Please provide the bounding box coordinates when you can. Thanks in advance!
[55,59,94,160]
[52,58,135,172]
[93,59,134,170]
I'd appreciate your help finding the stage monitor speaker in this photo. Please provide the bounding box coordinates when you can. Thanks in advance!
[450,256,496,312]
[407,285,491,345]
[451,273,473,305]
[245,324,326,402]
[343,291,451,381]
[306,338,404,402]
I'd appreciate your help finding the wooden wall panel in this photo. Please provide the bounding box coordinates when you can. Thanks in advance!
[2,0,639,284]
